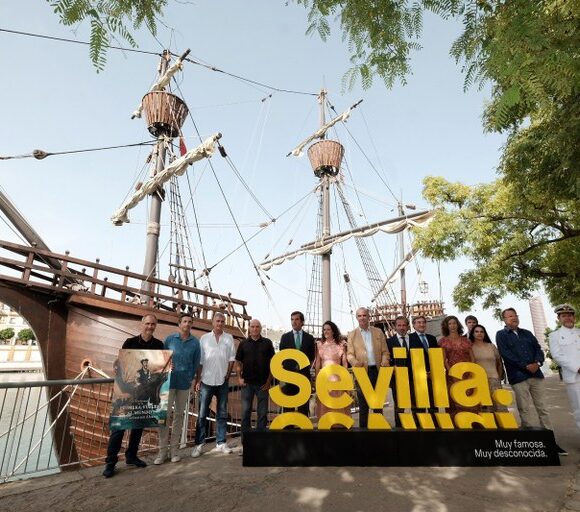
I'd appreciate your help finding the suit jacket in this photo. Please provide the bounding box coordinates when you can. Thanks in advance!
[387,334,411,368]
[346,326,389,368]
[408,332,438,371]
[279,330,316,377]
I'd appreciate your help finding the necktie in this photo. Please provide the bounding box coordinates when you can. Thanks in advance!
[294,331,301,350]
[419,334,429,350]
[400,336,407,349]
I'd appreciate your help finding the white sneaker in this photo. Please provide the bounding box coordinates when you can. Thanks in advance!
[170,455,181,463]
[212,443,232,454]
[153,454,166,465]
[191,444,204,458]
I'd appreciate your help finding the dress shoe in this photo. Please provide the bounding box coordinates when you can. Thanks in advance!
[125,457,147,468]
[102,464,115,478]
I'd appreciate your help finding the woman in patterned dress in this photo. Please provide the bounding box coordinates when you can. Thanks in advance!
[438,315,479,418]
[314,321,351,420]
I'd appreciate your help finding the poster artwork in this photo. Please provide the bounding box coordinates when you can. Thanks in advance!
[109,349,173,431]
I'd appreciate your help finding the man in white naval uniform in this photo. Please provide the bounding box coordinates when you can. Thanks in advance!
[549,304,580,430]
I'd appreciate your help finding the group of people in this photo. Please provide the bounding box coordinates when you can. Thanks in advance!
[103,311,236,478]
[103,301,579,477]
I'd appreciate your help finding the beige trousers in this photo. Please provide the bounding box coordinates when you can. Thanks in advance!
[512,378,552,430]
[158,388,190,458]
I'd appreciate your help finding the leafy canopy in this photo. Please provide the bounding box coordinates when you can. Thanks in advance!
[0,328,15,341]
[48,0,168,71]
[414,175,579,313]
[17,328,36,342]
[298,1,579,311]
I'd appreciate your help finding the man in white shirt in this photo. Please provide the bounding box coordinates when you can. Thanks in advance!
[191,312,236,457]
[549,304,580,430]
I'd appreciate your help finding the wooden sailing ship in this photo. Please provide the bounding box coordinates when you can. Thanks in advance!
[0,50,250,467]
[259,90,444,337]
[0,54,444,469]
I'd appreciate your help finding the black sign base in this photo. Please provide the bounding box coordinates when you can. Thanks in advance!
[242,428,560,466]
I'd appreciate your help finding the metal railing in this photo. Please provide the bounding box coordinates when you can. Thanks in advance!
[0,370,366,482]
[0,372,251,482]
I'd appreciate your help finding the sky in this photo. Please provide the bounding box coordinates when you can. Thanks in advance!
[0,0,554,335]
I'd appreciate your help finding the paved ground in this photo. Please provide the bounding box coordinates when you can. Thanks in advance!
[1,375,578,512]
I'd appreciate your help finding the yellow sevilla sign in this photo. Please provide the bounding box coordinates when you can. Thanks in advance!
[269,348,518,430]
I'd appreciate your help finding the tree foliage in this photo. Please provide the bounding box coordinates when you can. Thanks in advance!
[413,175,579,312]
[0,328,15,342]
[17,328,35,342]
[48,0,168,71]
[296,1,579,310]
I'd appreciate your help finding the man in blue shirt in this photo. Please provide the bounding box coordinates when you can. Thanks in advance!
[154,312,201,464]
[496,307,567,455]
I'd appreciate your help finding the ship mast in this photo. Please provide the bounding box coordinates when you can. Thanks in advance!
[398,201,407,316]
[142,51,171,286]
[319,90,332,323]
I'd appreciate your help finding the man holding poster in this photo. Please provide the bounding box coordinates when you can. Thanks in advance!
[103,314,166,478]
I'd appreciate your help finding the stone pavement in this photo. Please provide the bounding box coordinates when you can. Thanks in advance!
[0,375,578,512]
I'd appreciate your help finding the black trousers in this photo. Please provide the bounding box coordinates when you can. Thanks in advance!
[356,365,379,429]
[105,428,143,465]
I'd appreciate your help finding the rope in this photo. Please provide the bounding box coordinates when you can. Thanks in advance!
[221,148,274,221]
[0,28,163,56]
[0,141,156,161]
[326,98,399,203]
[178,54,318,97]
[1,27,318,97]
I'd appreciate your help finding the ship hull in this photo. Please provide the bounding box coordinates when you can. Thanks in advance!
[0,240,250,468]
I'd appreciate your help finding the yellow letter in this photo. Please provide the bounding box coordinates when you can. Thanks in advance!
[416,413,436,429]
[398,413,417,429]
[454,412,497,429]
[318,412,354,430]
[352,366,393,408]
[448,362,492,408]
[434,412,454,429]
[316,364,353,410]
[410,348,430,408]
[392,347,412,409]
[368,413,391,429]
[493,388,518,428]
[269,349,311,408]
[270,412,313,430]
[428,348,449,408]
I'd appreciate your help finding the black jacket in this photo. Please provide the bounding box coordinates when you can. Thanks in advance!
[279,330,315,376]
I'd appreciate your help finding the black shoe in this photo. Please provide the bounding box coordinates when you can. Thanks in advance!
[125,457,147,467]
[556,444,568,456]
[102,464,115,478]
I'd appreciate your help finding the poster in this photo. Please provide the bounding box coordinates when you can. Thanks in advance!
[109,349,173,431]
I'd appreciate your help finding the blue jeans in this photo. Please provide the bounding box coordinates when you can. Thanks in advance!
[195,381,229,445]
[241,384,269,434]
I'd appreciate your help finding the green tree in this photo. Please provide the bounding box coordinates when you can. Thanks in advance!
[413,175,579,312]
[297,1,579,310]
[17,328,35,343]
[48,0,168,71]
[0,328,15,343]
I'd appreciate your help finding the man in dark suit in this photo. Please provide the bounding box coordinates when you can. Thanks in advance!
[278,311,315,416]
[387,315,411,427]
[409,315,439,366]
[409,315,439,413]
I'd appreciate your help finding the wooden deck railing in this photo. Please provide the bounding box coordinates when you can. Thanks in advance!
[0,240,250,330]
